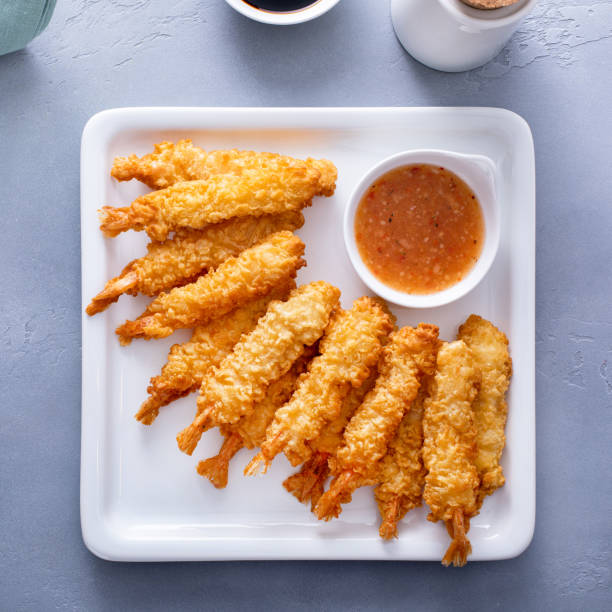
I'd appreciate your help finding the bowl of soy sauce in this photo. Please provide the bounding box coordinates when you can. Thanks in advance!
[224,0,341,24]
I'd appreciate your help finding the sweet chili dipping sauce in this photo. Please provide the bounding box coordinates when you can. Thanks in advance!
[354,164,484,294]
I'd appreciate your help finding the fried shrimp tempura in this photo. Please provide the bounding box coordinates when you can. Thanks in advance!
[99,165,322,241]
[457,315,512,506]
[86,212,304,315]
[283,372,376,509]
[197,347,316,489]
[176,281,341,455]
[134,286,292,425]
[422,340,481,568]
[115,231,305,345]
[375,384,429,540]
[110,140,337,197]
[246,297,394,474]
[314,324,439,522]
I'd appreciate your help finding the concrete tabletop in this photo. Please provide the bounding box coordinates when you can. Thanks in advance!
[1,1,611,610]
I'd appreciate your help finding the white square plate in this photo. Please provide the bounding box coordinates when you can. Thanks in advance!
[81,107,535,561]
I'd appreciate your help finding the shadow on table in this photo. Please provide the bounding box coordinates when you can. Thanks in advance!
[221,2,350,99]
[0,48,48,106]
[82,551,539,611]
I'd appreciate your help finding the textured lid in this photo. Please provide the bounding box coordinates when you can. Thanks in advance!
[460,0,521,9]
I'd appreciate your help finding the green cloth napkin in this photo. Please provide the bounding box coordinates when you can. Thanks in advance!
[0,0,56,55]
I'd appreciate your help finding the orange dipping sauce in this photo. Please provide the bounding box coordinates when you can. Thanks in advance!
[354,164,485,295]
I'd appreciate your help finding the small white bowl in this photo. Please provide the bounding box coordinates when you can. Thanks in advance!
[343,149,500,309]
[224,0,341,25]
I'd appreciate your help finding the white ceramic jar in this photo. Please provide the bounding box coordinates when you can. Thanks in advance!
[391,0,536,72]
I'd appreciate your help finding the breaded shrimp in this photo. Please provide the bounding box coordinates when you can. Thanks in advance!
[457,315,512,506]
[375,383,429,540]
[110,140,337,197]
[314,324,439,522]
[176,281,341,455]
[86,211,304,315]
[245,297,394,474]
[115,231,305,345]
[283,372,376,509]
[422,340,481,568]
[134,285,292,425]
[197,347,316,488]
[99,165,322,241]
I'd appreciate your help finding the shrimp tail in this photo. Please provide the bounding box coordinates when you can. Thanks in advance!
[86,270,139,316]
[177,408,213,455]
[378,496,401,540]
[98,206,134,237]
[115,317,150,345]
[197,433,244,489]
[309,477,327,512]
[314,471,361,521]
[283,452,330,504]
[245,431,286,476]
[99,198,158,237]
[115,315,172,345]
[134,397,161,426]
[134,377,195,425]
[243,451,270,476]
[442,509,472,567]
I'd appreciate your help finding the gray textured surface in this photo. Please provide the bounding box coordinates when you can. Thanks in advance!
[1,0,611,610]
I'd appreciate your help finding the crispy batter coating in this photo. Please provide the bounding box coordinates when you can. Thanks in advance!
[176,281,341,455]
[115,231,305,344]
[197,348,316,489]
[458,315,512,505]
[246,297,394,474]
[226,346,317,448]
[86,212,304,315]
[314,324,439,521]
[313,371,378,457]
[422,340,481,567]
[99,164,322,241]
[134,287,292,425]
[110,140,337,197]
[283,372,376,509]
[307,158,337,198]
[375,383,429,540]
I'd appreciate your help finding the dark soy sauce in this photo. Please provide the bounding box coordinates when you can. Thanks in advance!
[244,0,318,12]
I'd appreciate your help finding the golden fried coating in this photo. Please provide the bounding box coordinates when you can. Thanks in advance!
[198,348,316,489]
[283,372,376,509]
[115,231,305,345]
[110,140,337,197]
[246,297,394,474]
[99,164,322,241]
[134,286,292,425]
[312,371,378,457]
[306,158,337,198]
[314,324,439,521]
[458,315,512,505]
[176,281,341,455]
[422,340,481,567]
[375,384,429,540]
[86,212,304,315]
